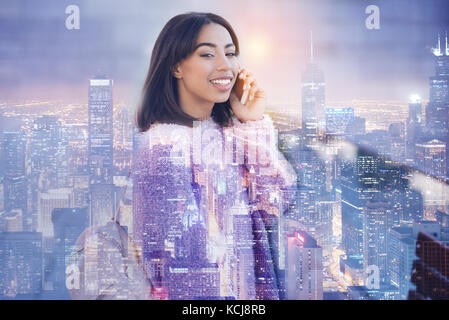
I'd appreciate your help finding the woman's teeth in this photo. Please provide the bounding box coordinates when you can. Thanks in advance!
[211,79,231,85]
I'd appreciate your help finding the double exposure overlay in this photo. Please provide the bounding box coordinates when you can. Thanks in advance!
[1,0,449,300]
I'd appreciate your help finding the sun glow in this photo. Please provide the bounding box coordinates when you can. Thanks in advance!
[246,35,272,63]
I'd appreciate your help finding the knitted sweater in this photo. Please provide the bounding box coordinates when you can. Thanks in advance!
[132,114,297,300]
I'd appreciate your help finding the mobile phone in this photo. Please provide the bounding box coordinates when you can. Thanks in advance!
[233,72,249,105]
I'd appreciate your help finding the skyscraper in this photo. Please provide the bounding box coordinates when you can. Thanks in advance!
[29,115,66,231]
[37,188,73,238]
[88,76,114,185]
[29,115,62,179]
[3,131,28,230]
[301,31,326,143]
[426,33,449,135]
[286,231,323,300]
[363,197,390,286]
[50,207,88,299]
[0,232,43,298]
[325,108,355,135]
[406,95,422,163]
[340,149,381,259]
[415,139,447,180]
[88,76,114,226]
[425,32,449,177]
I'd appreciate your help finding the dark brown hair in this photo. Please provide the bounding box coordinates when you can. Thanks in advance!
[136,12,240,132]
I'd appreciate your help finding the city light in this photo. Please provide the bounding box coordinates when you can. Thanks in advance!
[408,94,421,104]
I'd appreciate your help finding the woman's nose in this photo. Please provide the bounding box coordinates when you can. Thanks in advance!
[216,52,232,71]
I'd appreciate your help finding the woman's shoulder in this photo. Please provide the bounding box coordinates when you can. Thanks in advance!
[136,122,193,149]
[134,123,193,170]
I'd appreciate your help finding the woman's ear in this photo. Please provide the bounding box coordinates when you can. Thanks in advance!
[172,64,182,79]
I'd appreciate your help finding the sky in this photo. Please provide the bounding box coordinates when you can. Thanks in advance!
[0,0,448,110]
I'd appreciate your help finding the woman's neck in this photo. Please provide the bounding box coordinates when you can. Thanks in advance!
[177,83,214,120]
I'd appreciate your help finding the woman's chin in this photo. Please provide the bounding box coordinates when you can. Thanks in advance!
[214,94,231,103]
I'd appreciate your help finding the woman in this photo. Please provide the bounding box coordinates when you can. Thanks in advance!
[133,12,297,300]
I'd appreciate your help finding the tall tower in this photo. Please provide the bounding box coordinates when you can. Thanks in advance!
[0,232,43,298]
[51,207,88,298]
[88,76,114,185]
[406,94,422,164]
[29,116,66,230]
[425,32,449,178]
[88,76,114,226]
[340,150,381,259]
[363,197,390,286]
[3,131,28,230]
[301,31,326,144]
[415,139,447,180]
[286,231,323,300]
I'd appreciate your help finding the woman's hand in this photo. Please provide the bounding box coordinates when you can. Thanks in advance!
[229,68,266,123]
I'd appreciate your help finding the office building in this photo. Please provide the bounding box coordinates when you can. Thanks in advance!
[286,231,323,300]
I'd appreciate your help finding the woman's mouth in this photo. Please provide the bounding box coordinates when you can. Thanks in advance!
[210,78,233,92]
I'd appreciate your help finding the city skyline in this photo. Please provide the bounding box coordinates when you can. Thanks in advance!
[0,0,448,106]
[1,0,449,301]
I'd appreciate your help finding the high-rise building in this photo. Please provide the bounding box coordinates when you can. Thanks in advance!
[314,194,335,253]
[2,209,23,232]
[0,232,43,298]
[29,116,62,177]
[436,210,449,241]
[415,139,447,179]
[301,31,325,143]
[29,115,67,231]
[346,116,366,137]
[425,32,449,177]
[388,226,413,299]
[406,95,423,164]
[426,33,449,138]
[88,76,114,226]
[388,222,443,300]
[325,108,354,135]
[3,131,28,230]
[231,210,256,299]
[407,95,423,136]
[168,222,221,300]
[0,177,4,213]
[89,183,116,226]
[37,188,73,238]
[286,231,323,300]
[363,197,390,286]
[115,107,132,149]
[387,123,406,163]
[88,76,114,185]
[402,187,423,223]
[340,150,380,258]
[50,207,88,299]
[168,264,220,299]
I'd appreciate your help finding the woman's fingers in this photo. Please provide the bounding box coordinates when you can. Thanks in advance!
[244,75,257,100]
[248,80,258,101]
[238,68,248,79]
[238,68,261,101]
[243,75,256,89]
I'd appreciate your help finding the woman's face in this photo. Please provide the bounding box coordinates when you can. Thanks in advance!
[173,23,240,110]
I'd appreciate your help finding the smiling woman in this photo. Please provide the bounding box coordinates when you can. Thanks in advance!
[136,12,241,130]
[133,12,297,300]
[171,23,240,120]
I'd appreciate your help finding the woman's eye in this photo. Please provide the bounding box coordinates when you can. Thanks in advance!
[200,52,236,57]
